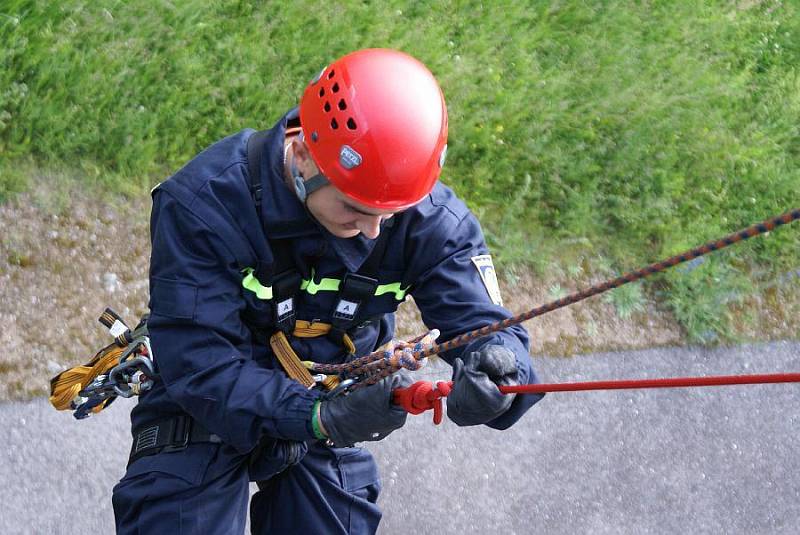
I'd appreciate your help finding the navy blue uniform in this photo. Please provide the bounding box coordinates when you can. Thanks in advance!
[112,109,544,534]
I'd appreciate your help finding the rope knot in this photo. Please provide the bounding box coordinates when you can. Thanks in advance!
[392,380,452,424]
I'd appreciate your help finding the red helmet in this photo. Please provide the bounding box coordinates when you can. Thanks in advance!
[299,48,448,210]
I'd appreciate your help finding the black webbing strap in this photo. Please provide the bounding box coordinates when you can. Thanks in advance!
[269,239,302,334]
[246,130,270,213]
[359,216,395,278]
[246,130,303,333]
[129,415,222,466]
[328,217,396,345]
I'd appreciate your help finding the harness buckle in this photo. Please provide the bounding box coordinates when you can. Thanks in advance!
[272,269,302,333]
[162,415,191,453]
[339,273,379,300]
[329,273,379,343]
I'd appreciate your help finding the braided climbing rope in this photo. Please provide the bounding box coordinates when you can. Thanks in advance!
[311,208,800,388]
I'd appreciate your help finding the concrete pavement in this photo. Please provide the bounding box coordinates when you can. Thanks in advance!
[2,341,798,534]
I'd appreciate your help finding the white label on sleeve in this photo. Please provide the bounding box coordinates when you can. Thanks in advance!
[470,254,503,306]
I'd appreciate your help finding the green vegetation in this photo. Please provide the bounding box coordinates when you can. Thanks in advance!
[2,0,798,341]
[604,282,646,320]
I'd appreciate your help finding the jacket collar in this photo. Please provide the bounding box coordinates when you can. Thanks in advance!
[259,108,379,273]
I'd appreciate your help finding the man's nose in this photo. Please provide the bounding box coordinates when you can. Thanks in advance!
[358,215,383,240]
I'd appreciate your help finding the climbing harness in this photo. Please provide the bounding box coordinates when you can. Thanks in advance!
[49,309,155,419]
[244,128,408,393]
[246,128,404,344]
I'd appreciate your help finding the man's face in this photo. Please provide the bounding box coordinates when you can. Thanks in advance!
[291,138,402,239]
[306,185,398,239]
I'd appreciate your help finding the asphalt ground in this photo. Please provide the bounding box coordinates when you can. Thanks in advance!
[2,341,798,534]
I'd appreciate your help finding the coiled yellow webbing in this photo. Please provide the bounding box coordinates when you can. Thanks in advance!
[271,320,347,390]
[48,344,125,412]
[49,320,348,413]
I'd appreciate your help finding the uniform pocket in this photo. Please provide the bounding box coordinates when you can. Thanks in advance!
[149,277,198,320]
[331,446,383,533]
[333,446,380,494]
[123,443,217,487]
[113,444,249,535]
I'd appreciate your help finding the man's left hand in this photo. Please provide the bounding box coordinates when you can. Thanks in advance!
[447,344,518,426]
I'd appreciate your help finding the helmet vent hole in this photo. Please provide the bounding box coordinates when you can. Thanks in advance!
[330,118,339,130]
[318,88,325,98]
[332,82,340,93]
[324,101,331,112]
[338,99,347,111]
[327,70,335,79]
[346,118,357,130]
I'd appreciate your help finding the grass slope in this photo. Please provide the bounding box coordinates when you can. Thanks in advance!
[1,0,798,341]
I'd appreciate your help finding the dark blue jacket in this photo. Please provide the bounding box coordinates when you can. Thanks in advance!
[134,109,543,455]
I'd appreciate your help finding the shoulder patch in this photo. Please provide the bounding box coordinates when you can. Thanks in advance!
[470,254,503,306]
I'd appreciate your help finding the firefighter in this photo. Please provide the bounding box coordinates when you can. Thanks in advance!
[112,48,544,534]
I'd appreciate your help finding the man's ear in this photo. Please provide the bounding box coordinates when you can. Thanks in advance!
[292,137,313,166]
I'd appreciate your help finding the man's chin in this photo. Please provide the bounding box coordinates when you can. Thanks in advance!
[330,227,361,239]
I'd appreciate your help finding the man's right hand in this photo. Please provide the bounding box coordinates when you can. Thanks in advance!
[319,370,413,447]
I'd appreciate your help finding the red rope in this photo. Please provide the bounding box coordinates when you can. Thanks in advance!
[395,373,800,423]
[498,372,800,393]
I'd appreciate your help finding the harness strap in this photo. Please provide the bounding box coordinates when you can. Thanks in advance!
[246,130,269,214]
[328,216,396,345]
[270,331,317,388]
[269,320,357,391]
[360,217,395,276]
[129,415,222,466]
[269,239,302,334]
[292,319,357,355]
[246,130,306,334]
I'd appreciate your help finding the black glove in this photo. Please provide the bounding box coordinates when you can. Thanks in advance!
[447,344,518,426]
[248,436,307,481]
[320,370,414,447]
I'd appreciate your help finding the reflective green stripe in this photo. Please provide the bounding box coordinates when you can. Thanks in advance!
[241,268,273,300]
[375,282,408,300]
[301,276,341,295]
[242,267,408,301]
[303,278,407,299]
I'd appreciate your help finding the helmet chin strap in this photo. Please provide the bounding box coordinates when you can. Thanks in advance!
[293,172,330,203]
[289,133,330,204]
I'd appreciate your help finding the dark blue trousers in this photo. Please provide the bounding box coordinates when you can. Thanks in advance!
[112,441,382,534]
